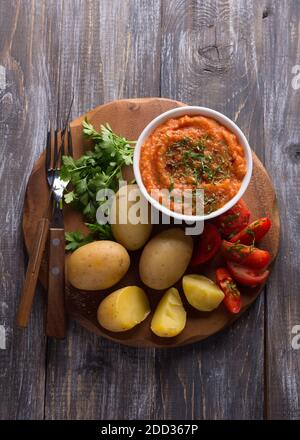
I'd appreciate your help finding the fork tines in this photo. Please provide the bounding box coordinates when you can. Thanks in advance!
[45,123,73,188]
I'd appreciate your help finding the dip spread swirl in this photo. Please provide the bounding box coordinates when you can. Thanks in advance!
[140,115,247,215]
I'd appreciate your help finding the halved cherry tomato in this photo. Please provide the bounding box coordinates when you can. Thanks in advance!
[216,268,241,314]
[227,261,269,287]
[214,199,251,238]
[230,217,271,245]
[190,223,221,266]
[221,240,271,269]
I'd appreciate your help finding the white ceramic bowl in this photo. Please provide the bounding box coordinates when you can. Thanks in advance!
[133,106,253,223]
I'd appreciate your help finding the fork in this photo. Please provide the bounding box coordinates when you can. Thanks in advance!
[16,124,72,331]
[45,125,73,338]
[16,126,58,328]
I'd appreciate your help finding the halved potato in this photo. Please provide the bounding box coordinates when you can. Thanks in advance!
[151,287,186,338]
[97,286,150,332]
[182,274,224,312]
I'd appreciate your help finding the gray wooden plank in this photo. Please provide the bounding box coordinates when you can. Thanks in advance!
[159,0,265,419]
[262,0,300,420]
[0,0,48,420]
[2,0,296,421]
[43,0,162,420]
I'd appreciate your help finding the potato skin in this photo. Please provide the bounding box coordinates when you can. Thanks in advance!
[68,241,130,290]
[111,184,152,251]
[182,274,224,312]
[139,228,193,290]
[97,286,150,332]
[151,287,186,338]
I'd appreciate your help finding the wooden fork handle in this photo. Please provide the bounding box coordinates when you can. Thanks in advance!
[16,217,50,328]
[46,228,67,338]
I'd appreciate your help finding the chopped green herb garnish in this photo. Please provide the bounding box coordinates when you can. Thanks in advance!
[224,212,240,225]
[165,135,231,186]
[245,227,255,238]
[226,281,240,297]
[204,193,218,214]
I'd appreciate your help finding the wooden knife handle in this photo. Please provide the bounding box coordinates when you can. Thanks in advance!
[46,228,67,338]
[16,217,50,328]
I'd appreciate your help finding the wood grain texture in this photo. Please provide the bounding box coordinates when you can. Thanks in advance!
[160,0,265,419]
[46,227,66,339]
[0,0,49,420]
[261,0,300,420]
[0,0,298,421]
[16,217,49,328]
[42,0,162,421]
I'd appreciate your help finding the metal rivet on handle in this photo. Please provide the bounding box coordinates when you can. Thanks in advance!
[51,267,60,276]
[52,238,60,246]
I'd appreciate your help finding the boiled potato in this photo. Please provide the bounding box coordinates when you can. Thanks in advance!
[151,287,186,338]
[97,286,150,332]
[68,241,130,290]
[182,274,224,312]
[139,228,193,290]
[110,184,152,250]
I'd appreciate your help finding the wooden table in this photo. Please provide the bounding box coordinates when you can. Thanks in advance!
[0,0,299,420]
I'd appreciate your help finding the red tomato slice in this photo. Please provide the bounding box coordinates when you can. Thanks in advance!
[214,199,251,237]
[190,223,221,266]
[221,240,271,269]
[227,261,269,287]
[230,217,271,245]
[216,268,241,314]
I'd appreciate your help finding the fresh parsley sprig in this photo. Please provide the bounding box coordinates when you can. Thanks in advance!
[65,231,94,251]
[61,120,135,250]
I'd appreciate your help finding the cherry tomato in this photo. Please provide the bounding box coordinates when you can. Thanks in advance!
[227,261,269,287]
[230,217,271,245]
[216,268,241,314]
[221,240,271,269]
[214,199,251,237]
[190,223,221,266]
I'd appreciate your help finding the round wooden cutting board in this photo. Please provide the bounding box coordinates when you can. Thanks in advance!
[23,98,280,347]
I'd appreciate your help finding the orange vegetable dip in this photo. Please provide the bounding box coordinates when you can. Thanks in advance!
[140,115,247,215]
